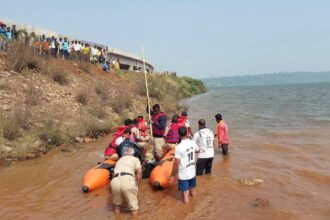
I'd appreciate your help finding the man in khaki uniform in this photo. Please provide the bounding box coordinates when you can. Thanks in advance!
[111,147,142,215]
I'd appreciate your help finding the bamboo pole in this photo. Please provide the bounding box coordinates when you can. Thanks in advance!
[141,46,153,139]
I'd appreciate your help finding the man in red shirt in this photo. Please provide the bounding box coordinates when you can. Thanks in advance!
[215,113,230,155]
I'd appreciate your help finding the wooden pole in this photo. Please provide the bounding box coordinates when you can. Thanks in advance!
[142,46,153,139]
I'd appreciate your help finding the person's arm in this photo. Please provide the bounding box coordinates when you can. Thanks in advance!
[135,167,142,185]
[169,158,179,184]
[153,115,166,130]
[217,124,222,144]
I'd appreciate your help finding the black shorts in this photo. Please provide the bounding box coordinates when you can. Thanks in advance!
[196,157,213,176]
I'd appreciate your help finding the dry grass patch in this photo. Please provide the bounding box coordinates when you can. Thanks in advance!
[5,42,41,73]
[94,81,109,101]
[0,107,31,141]
[38,119,63,145]
[49,65,69,85]
[77,60,91,73]
[75,89,89,105]
[111,94,131,114]
[24,84,40,106]
[87,106,108,119]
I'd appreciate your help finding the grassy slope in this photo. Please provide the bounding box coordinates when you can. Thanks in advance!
[0,44,206,164]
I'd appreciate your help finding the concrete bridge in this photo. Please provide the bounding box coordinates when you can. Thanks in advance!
[1,18,154,72]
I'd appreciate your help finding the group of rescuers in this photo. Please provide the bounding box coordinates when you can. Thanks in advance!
[104,104,230,215]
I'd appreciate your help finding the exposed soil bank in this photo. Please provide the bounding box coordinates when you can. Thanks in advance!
[0,47,206,165]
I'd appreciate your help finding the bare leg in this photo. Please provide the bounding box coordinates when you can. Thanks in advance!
[189,187,196,197]
[114,205,121,214]
[131,210,139,215]
[182,191,190,204]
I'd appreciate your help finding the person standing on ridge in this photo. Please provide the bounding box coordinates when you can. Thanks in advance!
[193,119,214,175]
[215,113,230,155]
[111,147,142,215]
[169,127,199,204]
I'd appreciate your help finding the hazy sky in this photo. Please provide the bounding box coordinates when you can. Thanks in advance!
[1,0,330,78]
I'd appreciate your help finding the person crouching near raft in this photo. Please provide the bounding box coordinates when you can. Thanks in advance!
[169,127,199,204]
[111,147,142,215]
[104,128,131,160]
[193,119,215,176]
[164,114,180,150]
[215,113,230,155]
[151,104,167,161]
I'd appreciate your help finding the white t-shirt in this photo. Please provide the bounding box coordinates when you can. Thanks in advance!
[185,119,190,128]
[74,43,80,52]
[175,139,199,180]
[115,136,124,146]
[193,128,214,159]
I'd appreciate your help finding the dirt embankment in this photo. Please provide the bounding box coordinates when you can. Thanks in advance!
[0,44,206,165]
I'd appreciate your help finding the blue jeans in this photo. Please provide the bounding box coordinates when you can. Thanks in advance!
[178,177,196,192]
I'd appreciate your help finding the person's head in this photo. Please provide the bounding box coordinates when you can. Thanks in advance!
[215,113,222,122]
[181,111,188,117]
[171,114,179,123]
[122,128,131,139]
[178,127,187,138]
[198,119,206,129]
[152,104,160,114]
[64,37,67,42]
[124,119,132,126]
[6,27,10,31]
[132,119,138,125]
[42,34,45,39]
[59,37,62,41]
[12,24,16,29]
[123,146,134,156]
[71,40,74,44]
[137,115,144,122]
[75,40,77,44]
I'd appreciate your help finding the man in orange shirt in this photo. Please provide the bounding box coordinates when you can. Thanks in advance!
[215,113,230,155]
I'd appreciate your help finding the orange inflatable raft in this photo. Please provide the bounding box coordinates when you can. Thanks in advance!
[149,148,175,189]
[82,159,116,193]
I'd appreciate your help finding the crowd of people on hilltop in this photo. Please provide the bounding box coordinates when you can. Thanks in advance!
[104,103,230,215]
[0,21,120,72]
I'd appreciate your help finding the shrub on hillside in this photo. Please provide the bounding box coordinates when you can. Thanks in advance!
[12,107,31,130]
[111,94,131,114]
[82,117,112,138]
[94,81,109,101]
[75,89,89,105]
[0,107,31,140]
[24,84,40,106]
[87,106,108,119]
[38,119,63,145]
[0,115,21,140]
[50,65,69,85]
[77,60,91,73]
[5,42,41,73]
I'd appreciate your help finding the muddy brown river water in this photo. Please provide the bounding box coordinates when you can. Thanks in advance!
[1,83,330,219]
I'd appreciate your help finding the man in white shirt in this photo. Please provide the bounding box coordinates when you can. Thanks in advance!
[170,127,199,204]
[193,119,215,176]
